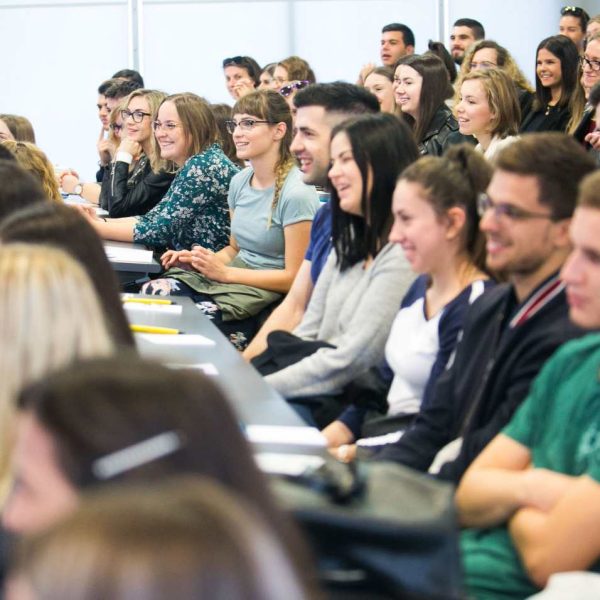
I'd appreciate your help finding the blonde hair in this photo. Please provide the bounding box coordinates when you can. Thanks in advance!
[454,40,534,109]
[125,89,168,171]
[11,477,313,600]
[457,69,521,138]
[1,141,61,203]
[233,90,295,228]
[0,244,114,501]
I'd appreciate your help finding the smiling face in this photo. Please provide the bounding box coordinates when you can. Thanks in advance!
[0,119,14,142]
[536,48,562,91]
[290,105,332,186]
[154,101,189,167]
[328,131,365,217]
[561,206,600,329]
[559,15,585,50]
[231,113,281,162]
[394,64,423,119]
[224,65,252,99]
[581,39,600,98]
[456,79,495,138]
[380,30,410,66]
[3,413,78,534]
[389,179,455,274]
[450,26,477,62]
[364,72,395,114]
[124,95,153,147]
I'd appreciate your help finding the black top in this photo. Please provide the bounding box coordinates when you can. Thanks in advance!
[520,102,570,133]
[100,155,175,218]
[419,105,459,156]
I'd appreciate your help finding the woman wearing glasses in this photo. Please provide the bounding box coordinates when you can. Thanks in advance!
[143,90,319,350]
[394,53,458,156]
[79,93,238,253]
[521,35,585,134]
[99,89,175,218]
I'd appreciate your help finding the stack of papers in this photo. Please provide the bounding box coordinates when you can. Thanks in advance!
[105,245,153,264]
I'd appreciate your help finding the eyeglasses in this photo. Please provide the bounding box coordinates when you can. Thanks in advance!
[580,55,600,72]
[279,80,310,98]
[477,193,555,221]
[152,120,181,132]
[224,118,275,134]
[121,109,152,123]
[469,61,498,70]
[110,123,123,132]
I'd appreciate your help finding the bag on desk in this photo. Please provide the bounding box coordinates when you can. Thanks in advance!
[272,460,464,600]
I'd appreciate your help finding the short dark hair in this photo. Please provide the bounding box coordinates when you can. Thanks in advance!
[453,18,485,39]
[495,132,597,220]
[330,113,419,270]
[294,81,380,115]
[0,160,46,224]
[381,22,415,48]
[112,68,144,87]
[104,79,142,100]
[0,203,134,347]
[560,5,590,31]
[97,79,119,96]
[222,56,262,87]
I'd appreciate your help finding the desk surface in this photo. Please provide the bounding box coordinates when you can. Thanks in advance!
[125,294,326,457]
[64,195,109,217]
[105,240,161,274]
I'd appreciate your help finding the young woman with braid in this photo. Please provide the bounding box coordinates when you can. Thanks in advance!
[143,90,319,349]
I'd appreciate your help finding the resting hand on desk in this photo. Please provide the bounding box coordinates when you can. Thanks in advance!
[179,246,230,282]
[161,249,194,270]
[73,204,101,223]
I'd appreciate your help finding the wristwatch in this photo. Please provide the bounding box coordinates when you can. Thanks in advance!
[73,184,83,196]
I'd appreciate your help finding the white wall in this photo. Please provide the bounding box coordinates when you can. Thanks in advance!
[1,0,599,180]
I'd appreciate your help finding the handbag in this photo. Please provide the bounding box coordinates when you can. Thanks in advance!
[272,459,465,599]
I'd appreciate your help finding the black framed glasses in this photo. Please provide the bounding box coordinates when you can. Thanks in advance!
[477,193,555,221]
[121,109,151,123]
[279,80,310,98]
[224,118,275,134]
[580,55,600,71]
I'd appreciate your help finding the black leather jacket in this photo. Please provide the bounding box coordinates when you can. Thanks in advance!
[419,105,459,156]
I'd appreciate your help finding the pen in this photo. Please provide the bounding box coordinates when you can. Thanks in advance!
[123,298,173,306]
[130,324,180,335]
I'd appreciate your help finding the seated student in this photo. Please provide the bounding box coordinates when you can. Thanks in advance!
[394,53,458,155]
[8,478,316,600]
[210,103,244,168]
[0,161,46,223]
[222,56,261,100]
[273,56,317,109]
[103,78,143,115]
[94,79,119,183]
[324,145,493,460]
[258,62,278,90]
[363,66,397,114]
[0,115,35,143]
[449,18,485,65]
[0,203,134,347]
[456,68,521,162]
[242,82,380,361]
[97,89,175,217]
[559,4,589,52]
[456,40,535,124]
[2,141,62,203]
[573,34,600,154]
[142,90,319,350]
[0,244,114,503]
[521,36,585,134]
[79,93,238,252]
[374,133,594,483]
[456,169,600,599]
[252,113,417,427]
[588,14,600,40]
[2,355,314,586]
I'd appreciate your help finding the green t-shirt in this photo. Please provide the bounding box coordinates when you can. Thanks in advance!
[462,333,600,600]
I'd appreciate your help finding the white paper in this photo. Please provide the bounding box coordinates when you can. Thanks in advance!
[245,425,326,447]
[136,333,215,347]
[124,302,183,315]
[105,245,153,264]
[254,452,325,476]
[167,362,218,375]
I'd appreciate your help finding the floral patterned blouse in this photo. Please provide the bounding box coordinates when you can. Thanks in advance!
[133,144,238,251]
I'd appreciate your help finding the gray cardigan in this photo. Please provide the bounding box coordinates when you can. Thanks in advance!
[265,243,414,398]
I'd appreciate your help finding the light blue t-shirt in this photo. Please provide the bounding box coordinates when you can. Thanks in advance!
[228,166,319,270]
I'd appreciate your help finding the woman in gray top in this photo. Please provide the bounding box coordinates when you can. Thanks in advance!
[254,113,419,427]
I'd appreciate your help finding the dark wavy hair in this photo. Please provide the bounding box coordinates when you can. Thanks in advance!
[330,113,419,270]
